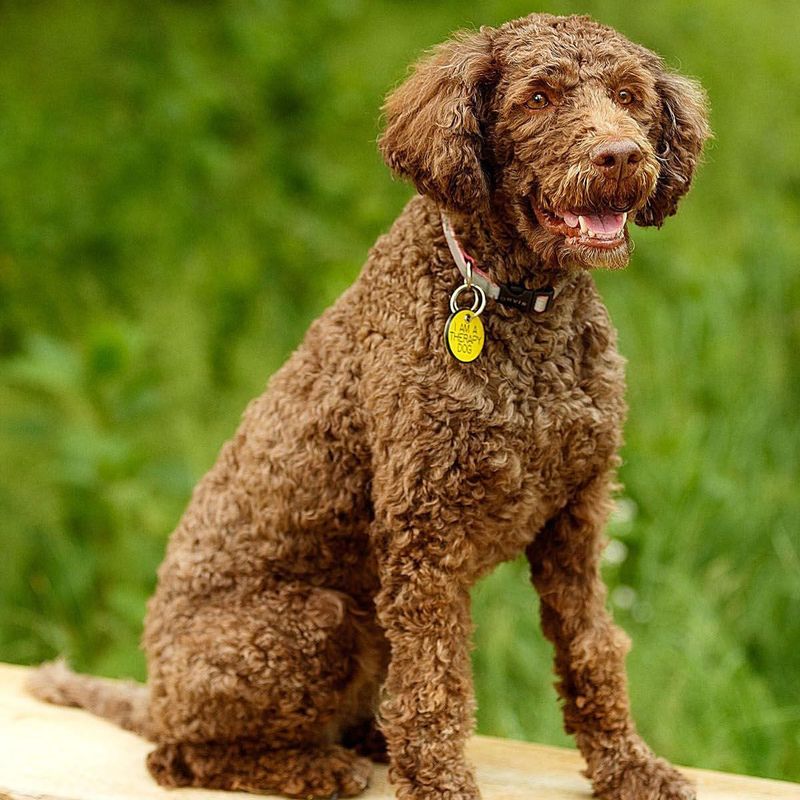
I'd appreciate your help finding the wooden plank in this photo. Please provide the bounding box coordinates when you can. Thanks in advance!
[0,663,795,800]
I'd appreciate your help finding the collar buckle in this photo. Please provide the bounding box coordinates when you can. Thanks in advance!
[532,286,555,313]
[497,283,555,314]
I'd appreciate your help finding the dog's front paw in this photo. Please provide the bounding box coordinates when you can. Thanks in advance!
[394,769,480,800]
[590,753,695,800]
[397,786,480,800]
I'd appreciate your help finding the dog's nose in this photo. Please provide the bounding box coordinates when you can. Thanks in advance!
[590,139,642,180]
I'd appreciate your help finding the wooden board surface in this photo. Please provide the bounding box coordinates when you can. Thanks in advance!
[0,663,795,800]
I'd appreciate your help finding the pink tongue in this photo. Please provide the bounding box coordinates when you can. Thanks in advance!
[583,212,624,234]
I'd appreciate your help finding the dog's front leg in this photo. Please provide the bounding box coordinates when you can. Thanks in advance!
[374,540,479,800]
[526,473,695,800]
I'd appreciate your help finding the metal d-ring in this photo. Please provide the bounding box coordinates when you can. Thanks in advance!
[450,282,486,317]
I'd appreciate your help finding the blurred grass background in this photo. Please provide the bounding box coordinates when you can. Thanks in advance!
[0,0,798,783]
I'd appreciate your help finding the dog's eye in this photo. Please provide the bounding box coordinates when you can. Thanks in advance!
[527,91,550,110]
[617,89,635,105]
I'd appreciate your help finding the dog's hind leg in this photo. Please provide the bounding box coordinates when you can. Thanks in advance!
[144,582,385,796]
[147,740,372,797]
[526,474,695,800]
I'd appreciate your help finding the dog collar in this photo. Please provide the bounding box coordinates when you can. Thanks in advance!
[441,212,563,314]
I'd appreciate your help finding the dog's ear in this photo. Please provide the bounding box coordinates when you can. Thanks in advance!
[637,71,711,227]
[379,29,497,211]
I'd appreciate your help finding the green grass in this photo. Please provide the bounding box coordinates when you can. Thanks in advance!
[1,0,798,783]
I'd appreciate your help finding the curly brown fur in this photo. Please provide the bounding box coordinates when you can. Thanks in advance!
[28,13,709,800]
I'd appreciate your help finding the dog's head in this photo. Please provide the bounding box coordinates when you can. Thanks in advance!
[380,14,710,270]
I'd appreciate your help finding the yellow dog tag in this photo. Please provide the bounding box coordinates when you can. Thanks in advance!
[445,309,485,362]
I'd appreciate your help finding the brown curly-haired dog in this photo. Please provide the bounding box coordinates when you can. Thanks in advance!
[28,13,710,800]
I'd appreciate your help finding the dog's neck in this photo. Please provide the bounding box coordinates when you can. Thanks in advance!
[434,200,591,335]
[443,202,572,289]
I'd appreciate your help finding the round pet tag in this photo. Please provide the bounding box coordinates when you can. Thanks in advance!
[445,308,485,362]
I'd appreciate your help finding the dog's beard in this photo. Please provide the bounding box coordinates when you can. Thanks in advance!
[532,201,631,270]
[514,196,631,271]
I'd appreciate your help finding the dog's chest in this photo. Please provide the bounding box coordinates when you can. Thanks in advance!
[477,362,617,487]
[458,317,625,568]
[489,312,621,446]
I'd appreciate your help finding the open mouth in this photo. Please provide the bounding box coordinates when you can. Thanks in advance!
[530,200,628,251]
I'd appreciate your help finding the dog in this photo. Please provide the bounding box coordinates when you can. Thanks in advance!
[29,13,709,800]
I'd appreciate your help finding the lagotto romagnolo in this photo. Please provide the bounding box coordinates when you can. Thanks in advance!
[29,13,709,800]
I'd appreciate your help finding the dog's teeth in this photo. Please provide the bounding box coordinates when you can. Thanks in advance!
[622,211,628,225]
[578,215,588,234]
